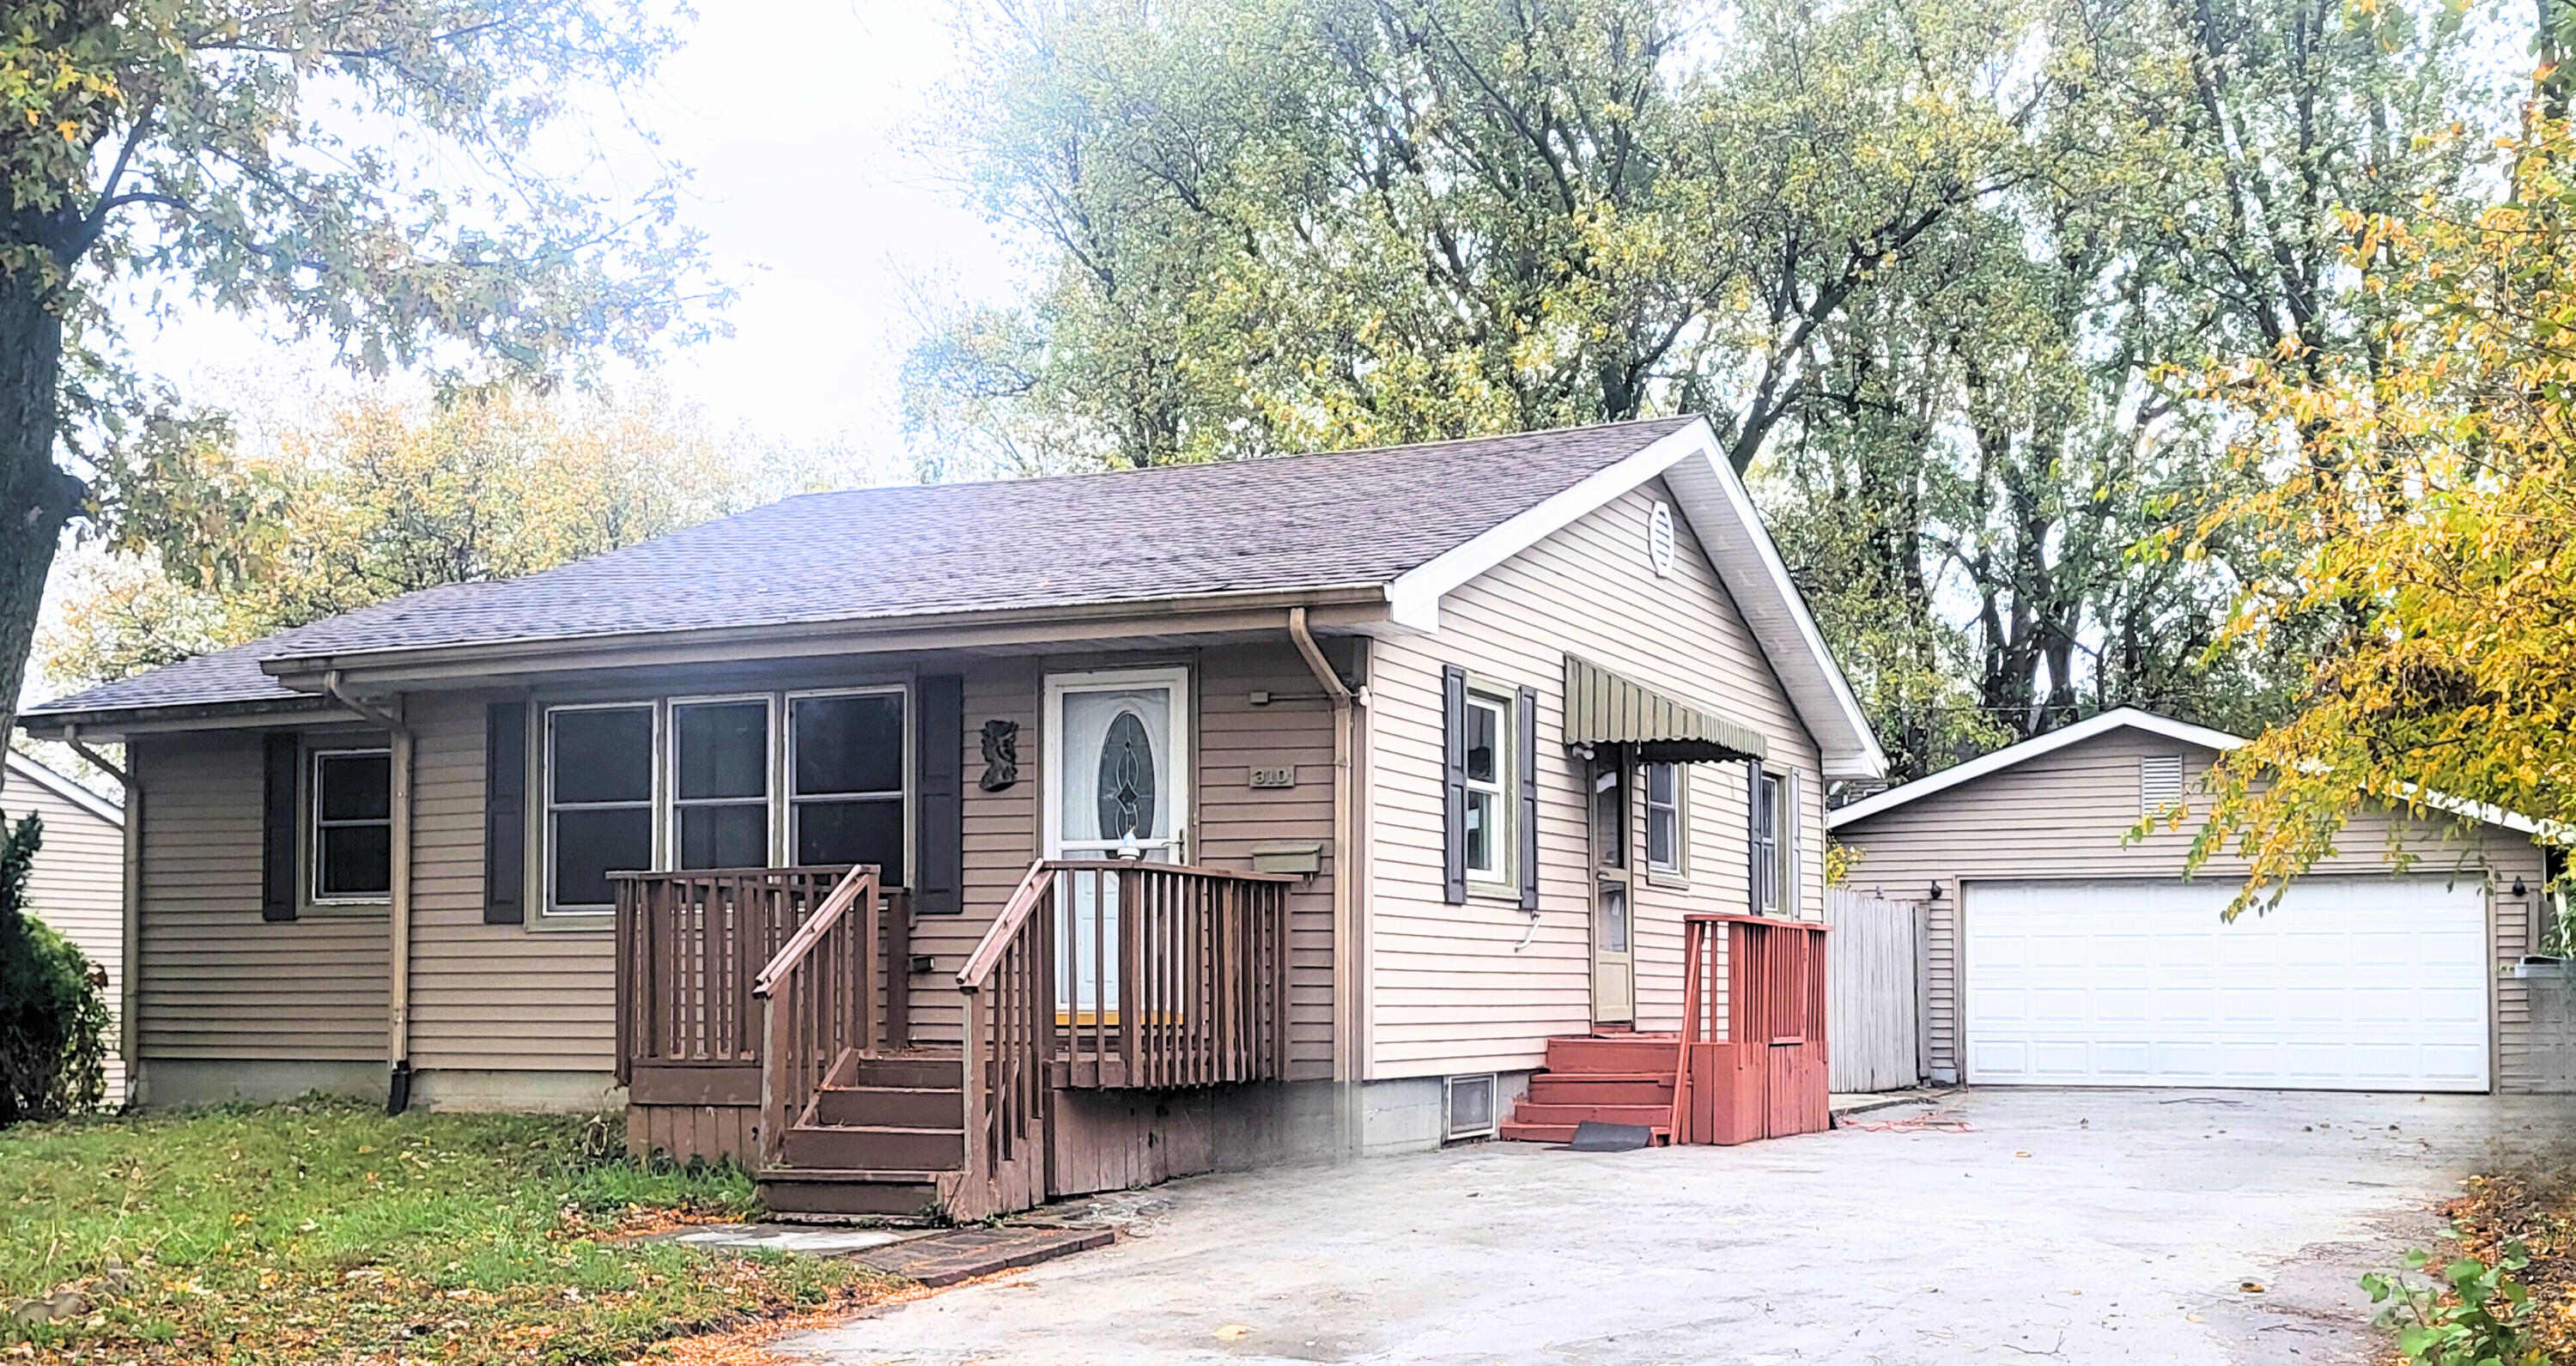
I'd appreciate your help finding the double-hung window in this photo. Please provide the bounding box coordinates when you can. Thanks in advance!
[546,705,656,914]
[1749,766,1795,914]
[672,699,772,870]
[789,690,908,881]
[1643,762,1683,876]
[310,749,392,902]
[1462,691,1508,882]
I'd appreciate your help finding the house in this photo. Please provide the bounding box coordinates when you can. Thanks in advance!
[16,416,1883,1217]
[1829,707,2566,1096]
[3,750,127,1106]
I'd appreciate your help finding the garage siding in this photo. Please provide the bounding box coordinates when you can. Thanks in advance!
[1832,727,2548,1091]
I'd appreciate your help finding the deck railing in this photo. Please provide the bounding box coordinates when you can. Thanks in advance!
[1670,912,1831,1144]
[612,867,909,1107]
[751,865,884,1167]
[951,859,1294,1216]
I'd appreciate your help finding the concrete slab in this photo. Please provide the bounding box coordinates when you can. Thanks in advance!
[854,1226,1117,1286]
[778,1088,2576,1365]
[654,1223,933,1256]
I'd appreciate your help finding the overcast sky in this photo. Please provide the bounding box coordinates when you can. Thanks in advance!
[131,1,1019,470]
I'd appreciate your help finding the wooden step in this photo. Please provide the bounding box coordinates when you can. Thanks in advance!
[1527,1076,1673,1106]
[845,1054,963,1090]
[1497,1120,1670,1144]
[813,1084,965,1129]
[1543,1035,1679,1073]
[754,1172,945,1219]
[1508,1102,1673,1127]
[781,1123,964,1172]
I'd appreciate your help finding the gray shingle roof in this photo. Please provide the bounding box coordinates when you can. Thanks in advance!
[27,417,1696,722]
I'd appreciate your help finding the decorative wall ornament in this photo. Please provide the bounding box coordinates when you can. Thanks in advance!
[978,719,1020,792]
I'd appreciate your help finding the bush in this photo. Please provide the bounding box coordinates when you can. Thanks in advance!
[0,810,111,1125]
[2364,1234,2554,1366]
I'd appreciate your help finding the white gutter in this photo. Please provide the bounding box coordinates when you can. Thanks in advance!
[321,671,416,1113]
[58,730,137,1083]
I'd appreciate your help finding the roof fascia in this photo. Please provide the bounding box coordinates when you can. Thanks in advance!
[18,696,354,743]
[262,588,1394,694]
[1828,707,2245,829]
[2,752,125,825]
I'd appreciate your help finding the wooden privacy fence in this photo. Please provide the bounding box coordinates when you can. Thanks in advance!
[1823,889,1926,1093]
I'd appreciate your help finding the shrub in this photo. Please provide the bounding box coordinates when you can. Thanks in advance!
[0,810,110,1125]
[2364,1235,2553,1366]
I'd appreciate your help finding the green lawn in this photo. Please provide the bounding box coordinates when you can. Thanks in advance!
[0,1098,896,1363]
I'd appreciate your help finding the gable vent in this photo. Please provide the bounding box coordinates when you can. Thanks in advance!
[1445,1073,1498,1140]
[2140,755,2184,814]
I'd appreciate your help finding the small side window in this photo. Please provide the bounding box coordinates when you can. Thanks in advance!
[1644,762,1683,875]
[310,749,392,902]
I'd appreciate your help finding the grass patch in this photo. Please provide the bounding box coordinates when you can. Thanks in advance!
[0,1097,898,1363]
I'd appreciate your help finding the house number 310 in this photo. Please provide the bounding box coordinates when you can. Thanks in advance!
[1249,767,1297,789]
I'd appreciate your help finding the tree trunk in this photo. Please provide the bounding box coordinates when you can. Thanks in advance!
[0,270,84,753]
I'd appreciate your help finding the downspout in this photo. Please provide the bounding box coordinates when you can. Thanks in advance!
[63,728,137,1099]
[323,671,416,1114]
[1287,609,1365,1087]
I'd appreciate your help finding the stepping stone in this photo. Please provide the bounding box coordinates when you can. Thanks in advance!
[853,1225,1115,1286]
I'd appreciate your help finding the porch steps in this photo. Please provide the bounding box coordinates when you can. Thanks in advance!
[1498,1035,1679,1144]
[756,1049,967,1218]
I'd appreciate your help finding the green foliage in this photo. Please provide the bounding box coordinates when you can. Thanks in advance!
[0,810,110,1127]
[0,1098,890,1363]
[2364,1237,2553,1366]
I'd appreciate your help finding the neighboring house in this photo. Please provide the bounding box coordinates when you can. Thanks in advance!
[16,416,1883,1217]
[3,750,127,1106]
[1830,707,2564,1096]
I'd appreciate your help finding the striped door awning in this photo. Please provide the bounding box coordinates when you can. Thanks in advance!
[1563,655,1768,763]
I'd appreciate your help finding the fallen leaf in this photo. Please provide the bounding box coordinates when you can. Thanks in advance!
[1215,1324,1250,1340]
[2239,1282,2264,1294]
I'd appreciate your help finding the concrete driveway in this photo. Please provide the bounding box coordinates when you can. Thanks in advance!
[785,1089,2575,1365]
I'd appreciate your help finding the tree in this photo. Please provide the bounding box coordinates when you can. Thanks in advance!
[906,0,2075,476]
[0,1,719,744]
[2174,114,2576,909]
[40,386,783,694]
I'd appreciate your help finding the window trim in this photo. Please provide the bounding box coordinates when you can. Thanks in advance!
[786,683,914,878]
[307,744,394,908]
[1643,760,1687,883]
[1752,766,1783,914]
[1461,684,1515,895]
[666,693,777,871]
[541,700,661,920]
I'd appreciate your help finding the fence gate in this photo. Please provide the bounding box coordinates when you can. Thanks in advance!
[1824,889,1924,1093]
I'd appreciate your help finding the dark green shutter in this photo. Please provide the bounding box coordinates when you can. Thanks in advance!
[1443,665,1467,904]
[1517,683,1539,913]
[914,676,964,915]
[262,732,298,921]
[484,701,527,924]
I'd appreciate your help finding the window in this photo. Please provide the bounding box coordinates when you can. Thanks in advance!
[1752,768,1783,913]
[790,690,908,882]
[546,705,655,914]
[1644,762,1682,875]
[1462,692,1508,881]
[310,749,392,902]
[536,689,911,918]
[673,698,771,869]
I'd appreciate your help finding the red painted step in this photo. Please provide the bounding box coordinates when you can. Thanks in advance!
[1527,1077,1672,1107]
[1542,1035,1679,1073]
[1508,1102,1672,1127]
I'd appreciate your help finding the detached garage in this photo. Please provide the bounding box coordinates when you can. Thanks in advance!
[1830,709,2557,1095]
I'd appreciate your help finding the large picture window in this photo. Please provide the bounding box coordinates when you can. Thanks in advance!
[546,705,655,914]
[310,748,392,902]
[538,689,909,917]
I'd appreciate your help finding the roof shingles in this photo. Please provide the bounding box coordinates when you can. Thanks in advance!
[27,417,1695,721]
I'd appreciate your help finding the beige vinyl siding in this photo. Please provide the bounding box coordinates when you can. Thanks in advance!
[1832,727,2548,1090]
[1366,479,1827,1078]
[133,731,389,1063]
[406,694,617,1073]
[7,761,125,1101]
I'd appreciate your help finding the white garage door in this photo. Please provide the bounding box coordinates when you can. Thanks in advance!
[1964,878,2488,1091]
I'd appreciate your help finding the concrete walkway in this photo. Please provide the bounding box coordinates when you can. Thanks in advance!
[784,1089,2576,1365]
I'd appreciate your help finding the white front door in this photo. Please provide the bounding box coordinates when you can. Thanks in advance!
[1044,668,1192,1017]
[1963,877,2490,1091]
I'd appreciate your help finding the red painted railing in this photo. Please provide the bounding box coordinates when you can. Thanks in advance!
[1671,913,1831,1144]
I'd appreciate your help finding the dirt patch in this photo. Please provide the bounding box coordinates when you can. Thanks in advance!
[2440,1166,2576,1354]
